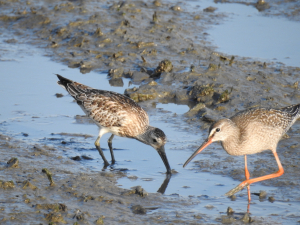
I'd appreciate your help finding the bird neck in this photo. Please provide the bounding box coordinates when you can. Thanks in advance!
[221,122,243,156]
[135,125,154,145]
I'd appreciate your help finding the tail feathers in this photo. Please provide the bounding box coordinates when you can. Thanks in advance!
[56,74,73,90]
[56,74,85,97]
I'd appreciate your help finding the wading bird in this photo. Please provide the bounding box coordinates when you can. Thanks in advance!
[57,74,171,173]
[183,104,300,201]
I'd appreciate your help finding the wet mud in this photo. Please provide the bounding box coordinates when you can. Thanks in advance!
[0,134,191,224]
[0,0,300,224]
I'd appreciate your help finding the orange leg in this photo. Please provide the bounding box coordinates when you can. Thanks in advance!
[239,152,284,189]
[244,155,251,202]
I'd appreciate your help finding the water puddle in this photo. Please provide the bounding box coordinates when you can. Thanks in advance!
[1,26,300,224]
[186,0,300,67]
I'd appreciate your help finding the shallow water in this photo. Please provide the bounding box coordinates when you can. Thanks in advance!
[187,0,300,67]
[2,36,300,223]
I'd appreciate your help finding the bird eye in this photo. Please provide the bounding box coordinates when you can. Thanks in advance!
[153,139,157,143]
[216,128,220,132]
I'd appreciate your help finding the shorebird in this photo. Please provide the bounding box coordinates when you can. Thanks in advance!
[183,104,300,201]
[56,74,171,173]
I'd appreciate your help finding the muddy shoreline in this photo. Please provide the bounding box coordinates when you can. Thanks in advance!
[0,0,300,224]
[0,134,197,224]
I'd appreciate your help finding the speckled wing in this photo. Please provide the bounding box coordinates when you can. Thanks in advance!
[231,106,299,138]
[57,75,149,138]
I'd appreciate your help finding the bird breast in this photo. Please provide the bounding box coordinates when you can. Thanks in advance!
[221,122,283,156]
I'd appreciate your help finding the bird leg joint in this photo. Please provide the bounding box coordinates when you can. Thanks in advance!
[225,181,249,197]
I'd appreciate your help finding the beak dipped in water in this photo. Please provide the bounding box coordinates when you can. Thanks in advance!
[183,137,213,168]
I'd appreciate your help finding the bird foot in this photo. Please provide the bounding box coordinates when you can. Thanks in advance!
[102,161,110,169]
[225,182,249,197]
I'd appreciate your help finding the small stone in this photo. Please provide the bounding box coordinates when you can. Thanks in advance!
[153,0,161,7]
[131,205,146,214]
[108,67,124,79]
[71,156,81,161]
[45,212,66,223]
[135,186,148,197]
[131,71,149,83]
[203,6,217,12]
[95,215,105,224]
[259,190,267,199]
[55,93,63,98]
[227,207,234,215]
[221,215,235,223]
[153,60,173,77]
[7,158,19,168]
[0,180,15,189]
[241,213,253,223]
[268,196,275,203]
[230,195,236,201]
[171,6,182,11]
[194,214,202,219]
[109,78,124,87]
[22,180,37,190]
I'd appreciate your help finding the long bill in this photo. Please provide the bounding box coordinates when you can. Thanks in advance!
[183,137,213,168]
[157,146,172,174]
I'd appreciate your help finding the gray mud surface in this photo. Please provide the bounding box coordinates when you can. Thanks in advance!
[0,0,300,224]
[0,134,199,224]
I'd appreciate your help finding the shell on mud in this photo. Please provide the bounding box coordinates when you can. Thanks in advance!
[153,60,173,76]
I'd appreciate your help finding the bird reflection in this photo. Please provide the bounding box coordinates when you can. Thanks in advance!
[157,173,172,194]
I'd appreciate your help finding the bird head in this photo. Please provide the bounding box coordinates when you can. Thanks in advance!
[183,119,234,168]
[137,126,171,173]
[147,127,167,150]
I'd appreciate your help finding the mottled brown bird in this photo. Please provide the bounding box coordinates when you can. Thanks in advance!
[57,74,171,173]
[183,104,300,201]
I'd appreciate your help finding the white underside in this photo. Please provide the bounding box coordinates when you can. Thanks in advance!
[98,126,120,138]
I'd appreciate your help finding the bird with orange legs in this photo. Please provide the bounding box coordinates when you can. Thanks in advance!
[183,104,300,202]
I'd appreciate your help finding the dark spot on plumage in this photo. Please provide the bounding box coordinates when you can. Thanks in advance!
[77,100,83,105]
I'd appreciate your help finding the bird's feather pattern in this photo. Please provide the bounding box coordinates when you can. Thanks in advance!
[57,75,149,138]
